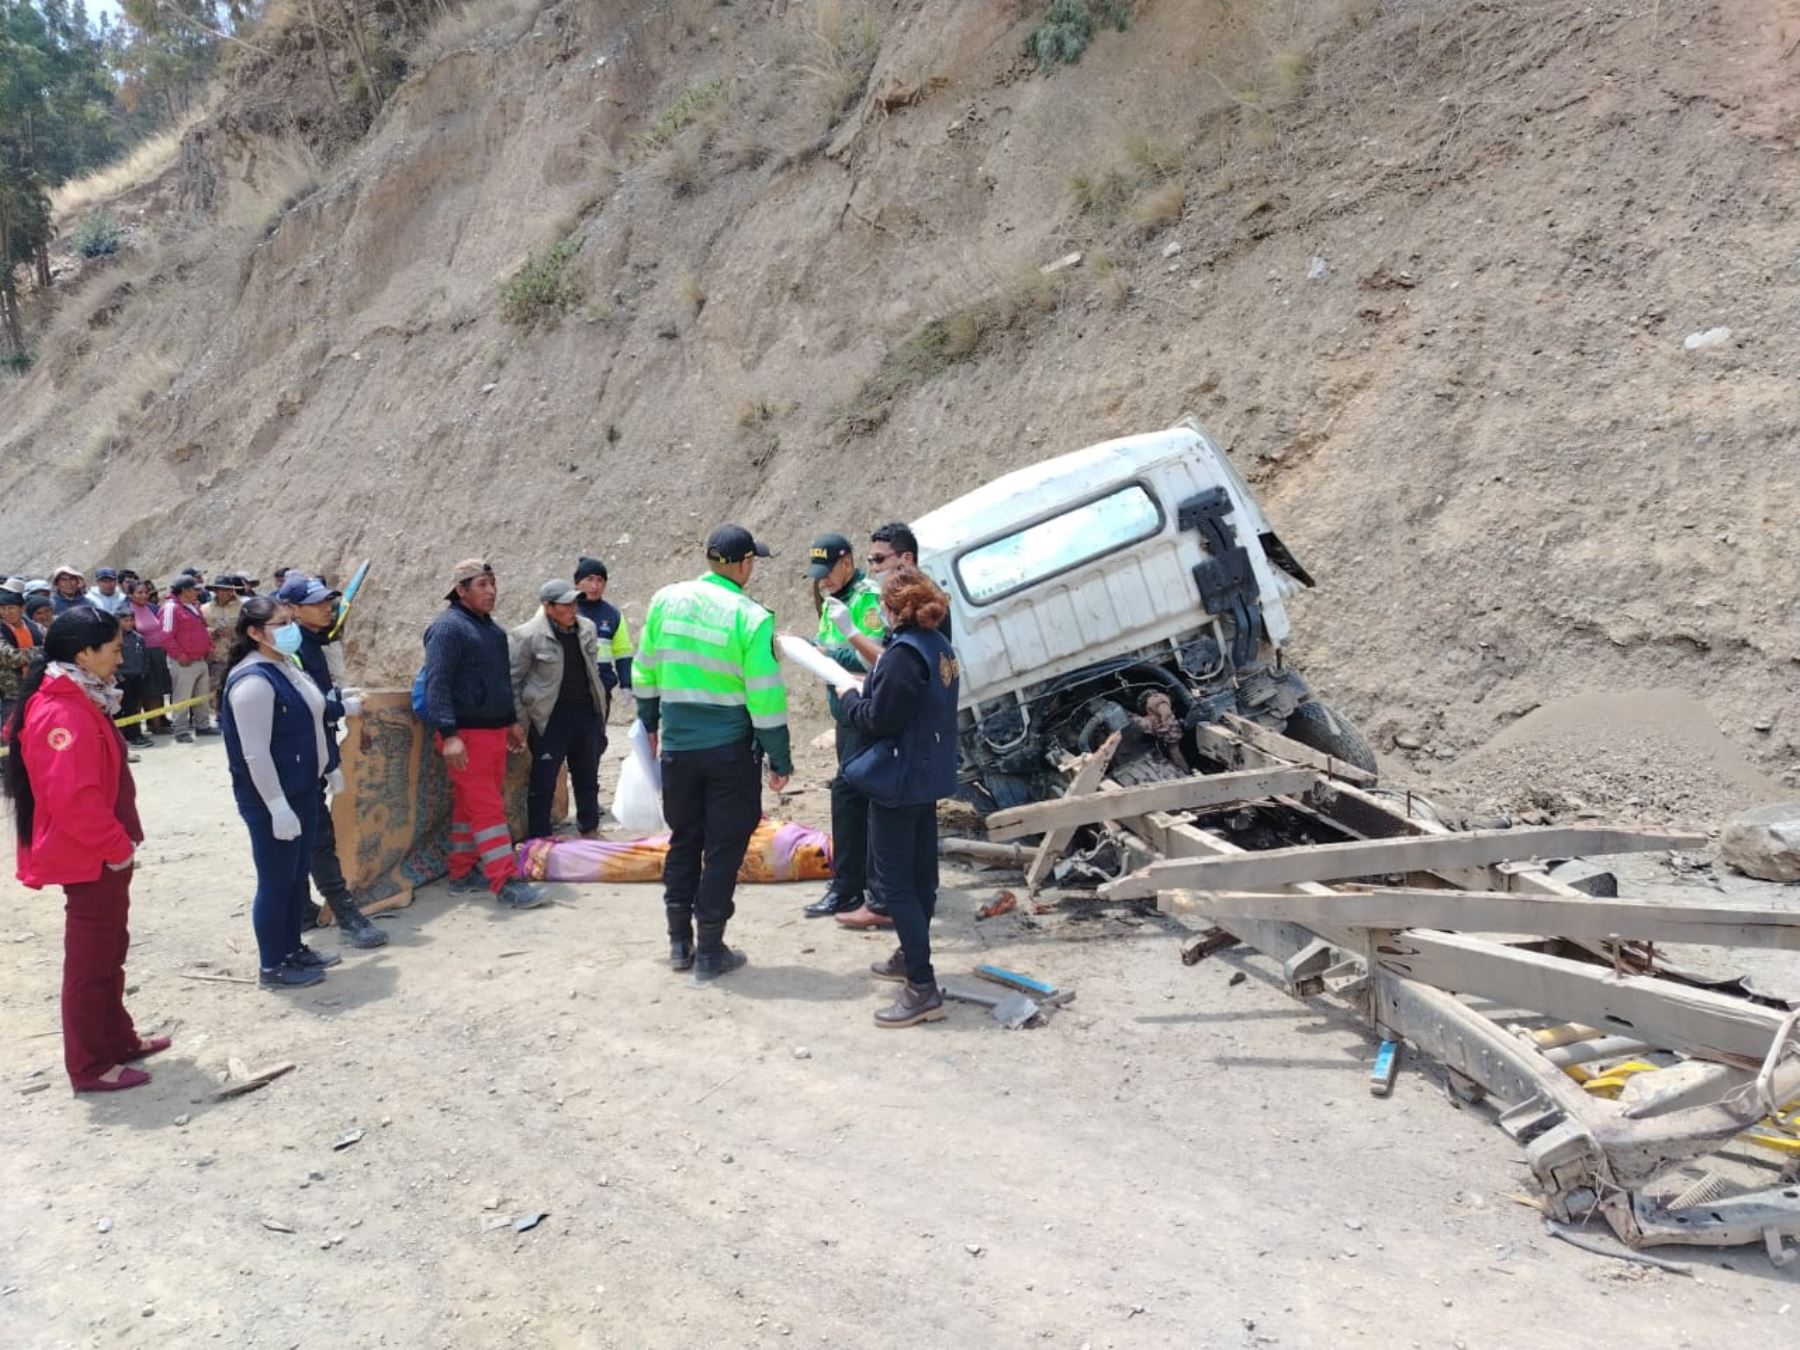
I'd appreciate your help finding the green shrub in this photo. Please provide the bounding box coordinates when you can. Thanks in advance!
[73,211,121,259]
[1026,0,1131,71]
[632,79,729,160]
[499,237,584,330]
[2,350,33,375]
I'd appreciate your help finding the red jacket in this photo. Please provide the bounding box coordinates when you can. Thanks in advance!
[160,599,211,664]
[15,675,142,888]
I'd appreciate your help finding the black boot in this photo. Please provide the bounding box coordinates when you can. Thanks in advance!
[802,886,863,919]
[666,905,694,971]
[327,895,389,949]
[691,923,746,985]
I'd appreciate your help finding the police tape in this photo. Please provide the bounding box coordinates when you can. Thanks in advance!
[0,695,213,757]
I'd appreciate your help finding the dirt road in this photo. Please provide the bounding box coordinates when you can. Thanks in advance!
[3,741,1796,1348]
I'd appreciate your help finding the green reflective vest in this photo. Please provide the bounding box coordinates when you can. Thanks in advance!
[814,571,885,647]
[635,572,792,772]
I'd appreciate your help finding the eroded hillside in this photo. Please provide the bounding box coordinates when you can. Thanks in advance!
[2,0,1796,813]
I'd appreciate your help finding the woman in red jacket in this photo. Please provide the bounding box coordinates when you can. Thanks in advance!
[4,607,167,1092]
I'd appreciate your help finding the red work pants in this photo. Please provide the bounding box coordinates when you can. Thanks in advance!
[62,866,138,1086]
[443,728,515,893]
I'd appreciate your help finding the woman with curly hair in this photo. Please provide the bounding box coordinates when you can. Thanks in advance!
[836,566,961,1028]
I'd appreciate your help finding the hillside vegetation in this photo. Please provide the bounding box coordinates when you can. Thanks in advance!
[1,0,1795,803]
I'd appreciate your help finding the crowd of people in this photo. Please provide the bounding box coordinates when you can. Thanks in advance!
[5,523,961,1095]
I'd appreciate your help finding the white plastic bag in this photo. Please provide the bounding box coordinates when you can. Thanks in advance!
[612,720,668,833]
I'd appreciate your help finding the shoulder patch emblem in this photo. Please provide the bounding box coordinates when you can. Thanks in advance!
[938,654,958,688]
[46,726,74,751]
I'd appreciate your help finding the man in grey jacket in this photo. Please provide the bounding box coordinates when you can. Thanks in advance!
[510,579,609,840]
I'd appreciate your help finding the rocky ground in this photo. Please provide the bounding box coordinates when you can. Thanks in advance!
[4,730,1800,1349]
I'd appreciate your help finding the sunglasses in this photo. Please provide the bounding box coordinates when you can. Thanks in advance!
[867,551,894,566]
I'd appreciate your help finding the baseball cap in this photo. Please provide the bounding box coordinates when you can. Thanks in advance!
[540,579,580,605]
[169,575,200,594]
[705,524,771,564]
[445,558,493,601]
[805,532,853,578]
[574,555,608,582]
[277,574,340,606]
[95,567,119,581]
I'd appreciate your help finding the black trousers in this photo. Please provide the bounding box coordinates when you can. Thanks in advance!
[660,738,761,935]
[527,702,604,839]
[869,800,939,985]
[311,782,354,911]
[829,722,875,903]
[118,675,152,739]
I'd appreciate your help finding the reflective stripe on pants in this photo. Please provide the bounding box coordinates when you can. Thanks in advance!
[441,728,514,893]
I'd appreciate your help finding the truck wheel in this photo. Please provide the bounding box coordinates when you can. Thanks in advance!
[1282,700,1379,777]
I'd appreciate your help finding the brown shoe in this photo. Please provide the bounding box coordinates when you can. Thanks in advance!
[875,980,945,1028]
[870,947,906,982]
[835,903,894,930]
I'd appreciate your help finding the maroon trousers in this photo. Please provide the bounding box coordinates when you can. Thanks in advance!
[62,866,138,1086]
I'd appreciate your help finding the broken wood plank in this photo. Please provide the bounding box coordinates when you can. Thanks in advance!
[1025,732,1121,890]
[1203,713,1380,784]
[214,1061,296,1100]
[985,766,1317,841]
[1373,930,1792,1064]
[1177,887,1800,950]
[1101,826,1705,900]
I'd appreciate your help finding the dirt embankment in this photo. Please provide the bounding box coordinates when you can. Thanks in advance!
[1,0,1796,821]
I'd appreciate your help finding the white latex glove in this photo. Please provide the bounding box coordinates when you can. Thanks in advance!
[339,688,364,717]
[269,801,303,841]
[822,596,857,640]
[326,768,345,795]
[830,670,864,695]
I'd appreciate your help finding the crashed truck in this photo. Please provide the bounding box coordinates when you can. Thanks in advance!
[907,417,1800,1265]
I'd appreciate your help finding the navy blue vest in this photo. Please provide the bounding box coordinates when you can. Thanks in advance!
[220,661,322,809]
[889,627,960,806]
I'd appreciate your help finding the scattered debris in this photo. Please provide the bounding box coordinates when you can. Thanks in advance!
[1227,971,1247,987]
[259,1218,295,1234]
[514,1212,548,1233]
[1544,1221,1694,1275]
[333,1128,365,1151]
[18,1081,50,1096]
[792,1047,812,1061]
[1682,326,1732,351]
[97,1217,113,1234]
[179,970,255,985]
[975,890,1018,920]
[1039,251,1082,275]
[214,1061,296,1100]
[174,1113,190,1127]
[1307,255,1328,280]
[1368,1042,1399,1097]
[964,1242,984,1256]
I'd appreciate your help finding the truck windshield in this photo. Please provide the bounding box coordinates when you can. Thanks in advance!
[956,483,1162,604]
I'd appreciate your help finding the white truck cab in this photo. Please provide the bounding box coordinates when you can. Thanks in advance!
[911,417,1372,809]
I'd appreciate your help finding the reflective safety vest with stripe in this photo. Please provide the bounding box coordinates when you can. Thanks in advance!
[635,573,790,762]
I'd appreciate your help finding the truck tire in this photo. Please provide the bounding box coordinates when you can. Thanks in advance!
[1282,700,1379,777]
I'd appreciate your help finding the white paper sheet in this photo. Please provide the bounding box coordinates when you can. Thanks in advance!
[776,633,864,692]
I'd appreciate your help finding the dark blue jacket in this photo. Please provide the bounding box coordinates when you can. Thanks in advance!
[118,630,150,679]
[839,626,959,806]
[576,596,632,690]
[422,601,517,736]
[296,627,344,774]
[220,661,323,811]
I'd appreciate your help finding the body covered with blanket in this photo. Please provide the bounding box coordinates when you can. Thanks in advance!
[516,819,832,885]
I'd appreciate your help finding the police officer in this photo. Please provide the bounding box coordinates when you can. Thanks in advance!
[802,532,888,921]
[635,524,791,983]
